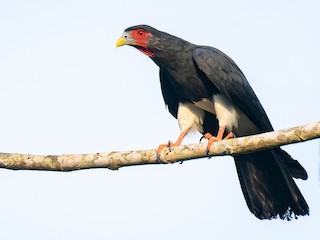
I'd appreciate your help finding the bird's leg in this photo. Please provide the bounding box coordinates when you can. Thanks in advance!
[202,126,234,154]
[157,128,190,155]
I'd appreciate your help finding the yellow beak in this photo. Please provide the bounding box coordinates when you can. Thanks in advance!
[116,37,126,48]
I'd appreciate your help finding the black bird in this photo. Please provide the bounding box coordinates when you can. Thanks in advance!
[116,25,309,220]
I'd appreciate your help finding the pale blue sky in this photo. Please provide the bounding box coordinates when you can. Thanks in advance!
[0,1,319,239]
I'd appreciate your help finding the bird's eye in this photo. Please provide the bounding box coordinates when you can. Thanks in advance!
[139,31,144,36]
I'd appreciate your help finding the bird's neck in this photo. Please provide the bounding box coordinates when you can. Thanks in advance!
[150,36,194,69]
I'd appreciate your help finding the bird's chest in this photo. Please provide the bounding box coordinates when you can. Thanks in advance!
[166,64,212,102]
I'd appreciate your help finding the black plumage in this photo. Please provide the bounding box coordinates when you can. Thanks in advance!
[117,25,308,220]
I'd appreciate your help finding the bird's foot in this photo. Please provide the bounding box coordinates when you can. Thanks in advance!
[201,133,219,155]
[156,140,179,163]
[157,140,175,155]
[201,128,234,155]
[156,129,190,162]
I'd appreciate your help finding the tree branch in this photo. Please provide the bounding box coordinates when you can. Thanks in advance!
[0,121,319,171]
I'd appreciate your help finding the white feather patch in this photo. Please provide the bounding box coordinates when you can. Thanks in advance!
[213,94,238,131]
[194,95,259,136]
[177,103,204,133]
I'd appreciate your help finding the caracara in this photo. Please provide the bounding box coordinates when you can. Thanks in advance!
[116,25,308,220]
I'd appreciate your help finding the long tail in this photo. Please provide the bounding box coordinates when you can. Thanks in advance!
[234,148,309,220]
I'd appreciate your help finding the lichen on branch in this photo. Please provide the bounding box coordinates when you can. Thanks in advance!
[0,122,319,171]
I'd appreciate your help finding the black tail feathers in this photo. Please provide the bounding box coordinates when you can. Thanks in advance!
[234,148,308,220]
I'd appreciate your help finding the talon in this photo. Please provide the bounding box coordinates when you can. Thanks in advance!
[156,128,191,156]
[168,141,173,152]
[205,148,210,155]
[203,126,235,154]
[157,143,169,155]
[205,134,218,154]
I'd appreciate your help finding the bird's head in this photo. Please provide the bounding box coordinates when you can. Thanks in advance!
[116,25,159,57]
[116,25,191,68]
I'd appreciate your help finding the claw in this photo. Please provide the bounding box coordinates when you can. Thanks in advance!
[205,148,210,156]
[156,129,190,156]
[157,143,169,156]
[167,141,173,152]
[203,126,235,154]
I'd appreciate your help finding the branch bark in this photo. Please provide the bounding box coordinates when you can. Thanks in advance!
[0,121,319,171]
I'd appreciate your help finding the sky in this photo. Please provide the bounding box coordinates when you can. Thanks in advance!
[0,0,319,239]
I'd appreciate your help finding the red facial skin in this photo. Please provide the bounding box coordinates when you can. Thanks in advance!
[130,29,154,57]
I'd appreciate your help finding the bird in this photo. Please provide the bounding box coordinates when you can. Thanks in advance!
[116,25,309,220]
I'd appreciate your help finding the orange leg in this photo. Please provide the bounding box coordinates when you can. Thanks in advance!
[157,128,190,155]
[203,126,234,154]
